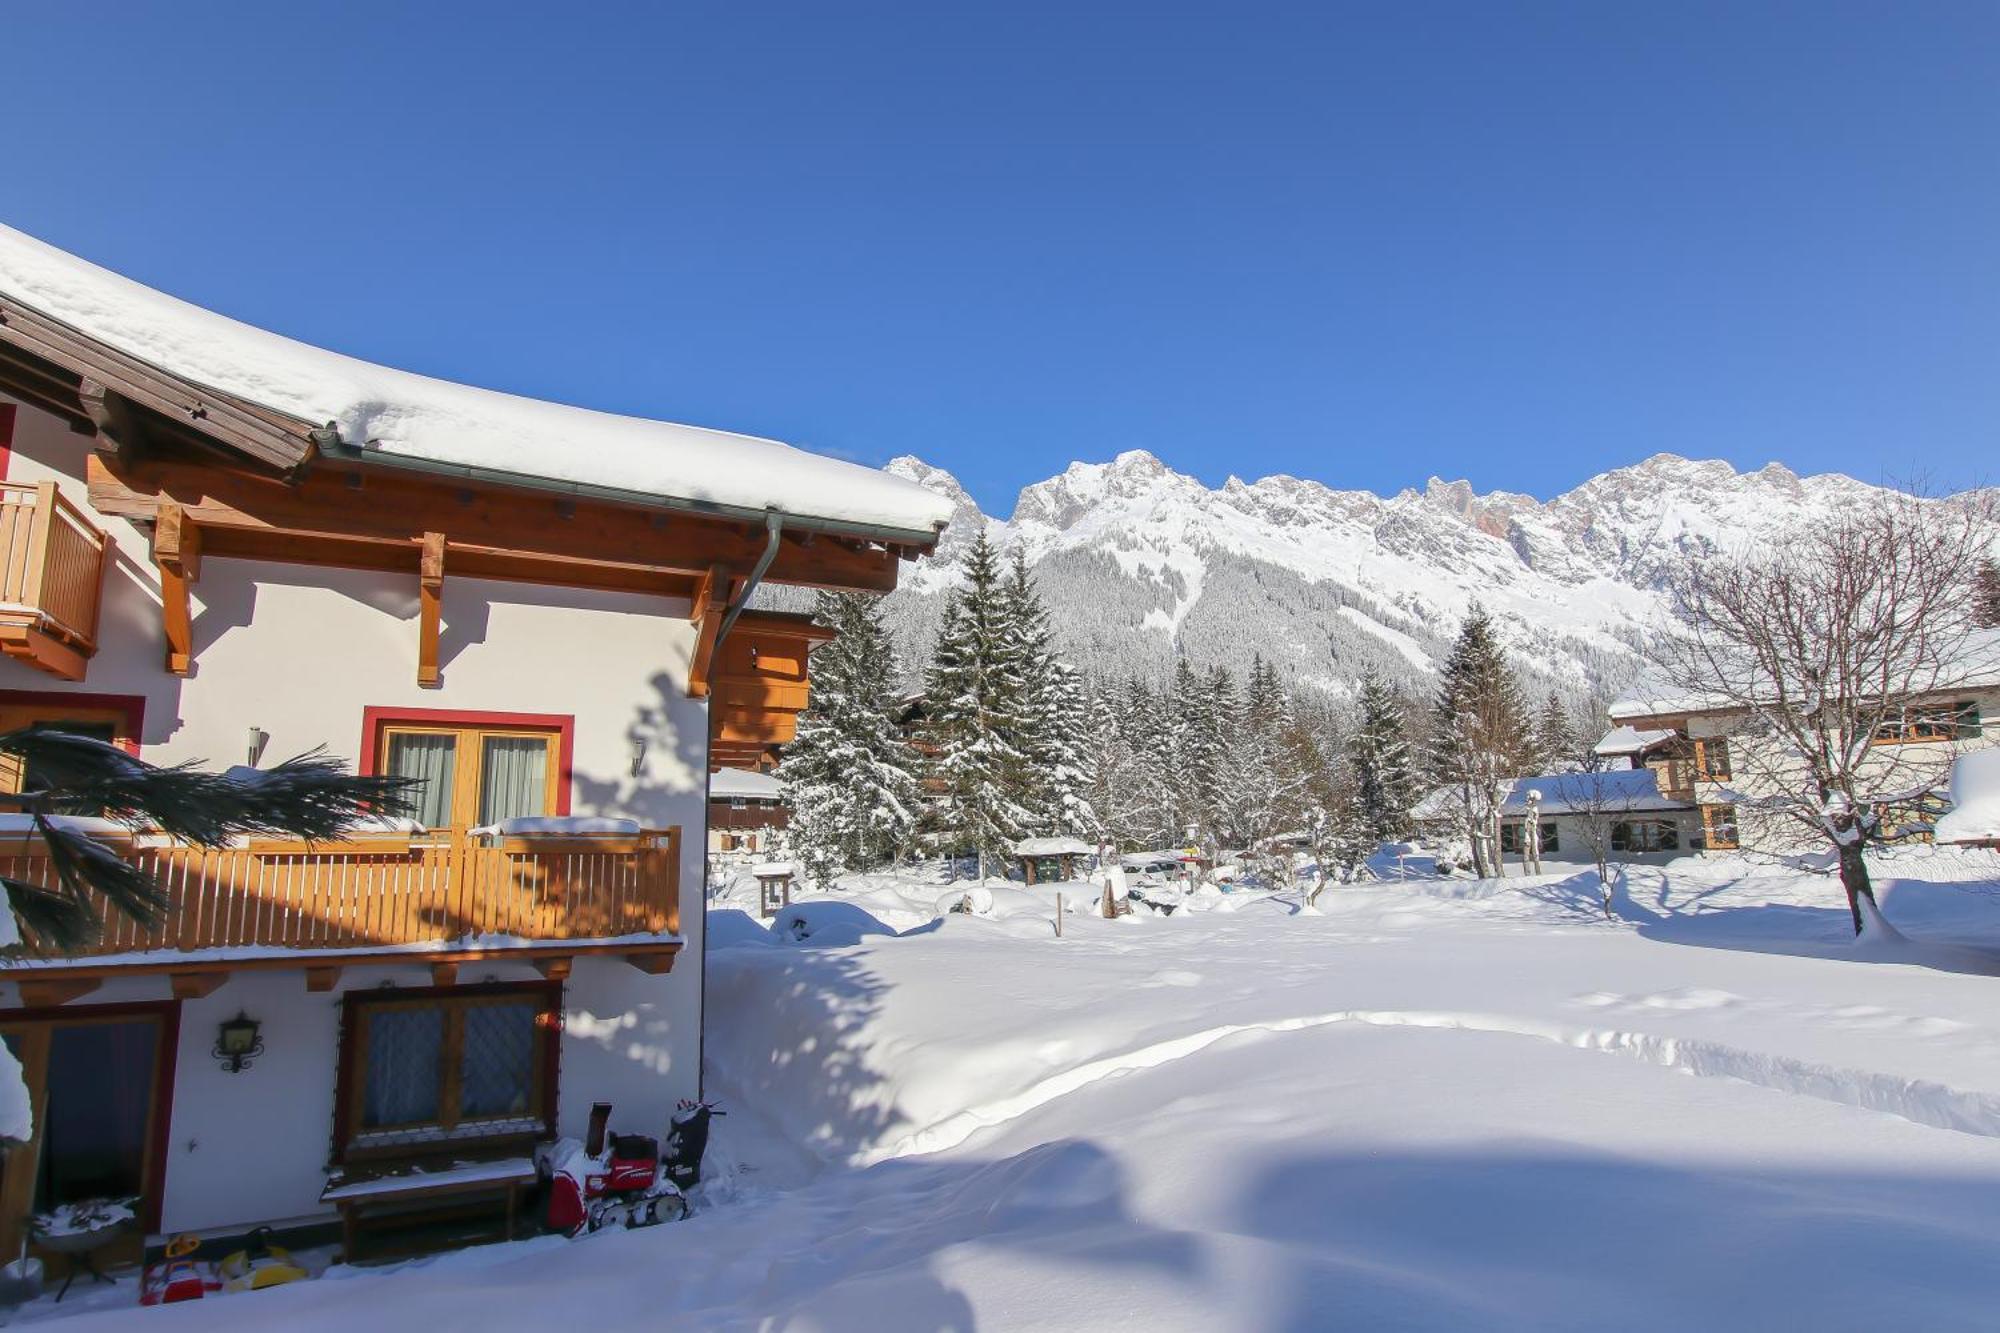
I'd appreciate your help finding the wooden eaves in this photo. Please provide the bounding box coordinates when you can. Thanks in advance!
[0,285,938,695]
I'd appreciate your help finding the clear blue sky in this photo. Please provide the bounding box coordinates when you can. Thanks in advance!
[6,3,1996,515]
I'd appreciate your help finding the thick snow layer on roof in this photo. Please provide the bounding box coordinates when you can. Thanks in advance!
[710,767,785,801]
[1611,630,2000,723]
[1415,769,1689,820]
[1505,768,1689,815]
[1012,836,1096,857]
[0,225,953,536]
[1937,749,2000,845]
[1593,726,1676,756]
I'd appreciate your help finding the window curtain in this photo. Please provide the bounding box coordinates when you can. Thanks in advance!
[459,1002,539,1119]
[478,738,550,826]
[362,1007,444,1128]
[387,733,457,829]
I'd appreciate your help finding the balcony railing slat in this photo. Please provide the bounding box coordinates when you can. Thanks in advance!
[6,832,677,960]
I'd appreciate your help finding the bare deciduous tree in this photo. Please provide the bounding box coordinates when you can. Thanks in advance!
[1661,488,1997,933]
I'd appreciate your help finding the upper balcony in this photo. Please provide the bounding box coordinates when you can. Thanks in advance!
[0,827,683,1002]
[0,480,110,681]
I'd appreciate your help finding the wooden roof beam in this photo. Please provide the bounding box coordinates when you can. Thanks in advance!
[686,566,729,700]
[418,531,445,689]
[88,451,902,594]
[153,501,201,676]
[78,377,155,464]
[0,295,313,472]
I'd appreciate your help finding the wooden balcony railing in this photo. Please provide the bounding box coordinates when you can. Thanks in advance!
[0,829,681,966]
[0,481,111,680]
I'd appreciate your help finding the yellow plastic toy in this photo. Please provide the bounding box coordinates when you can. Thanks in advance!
[217,1228,308,1294]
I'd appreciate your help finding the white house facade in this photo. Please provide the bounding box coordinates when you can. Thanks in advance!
[0,225,948,1263]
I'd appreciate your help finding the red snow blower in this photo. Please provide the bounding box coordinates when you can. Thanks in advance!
[540,1102,688,1235]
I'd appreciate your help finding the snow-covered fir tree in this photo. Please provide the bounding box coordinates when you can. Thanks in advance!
[1977,557,2000,629]
[1532,692,1581,773]
[1348,666,1417,843]
[1216,654,1308,852]
[1003,550,1098,838]
[781,591,924,887]
[922,531,1036,877]
[1429,604,1532,878]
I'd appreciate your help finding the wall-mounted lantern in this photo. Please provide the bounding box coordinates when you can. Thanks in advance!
[629,738,648,778]
[246,727,270,767]
[213,1011,264,1073]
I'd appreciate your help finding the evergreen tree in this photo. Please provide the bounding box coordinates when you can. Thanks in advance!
[1167,658,1226,844]
[781,591,923,888]
[922,531,1036,877]
[1532,692,1580,773]
[1003,551,1098,838]
[1977,557,2000,629]
[1429,604,1531,877]
[1348,667,1416,843]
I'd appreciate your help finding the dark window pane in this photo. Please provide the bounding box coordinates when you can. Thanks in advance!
[362,1007,444,1128]
[460,1002,539,1119]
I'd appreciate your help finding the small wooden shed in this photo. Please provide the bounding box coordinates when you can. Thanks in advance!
[1012,836,1096,885]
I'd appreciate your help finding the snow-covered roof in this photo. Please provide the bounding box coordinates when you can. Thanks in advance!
[0,225,953,538]
[1593,726,1677,756]
[1936,749,2000,845]
[710,767,784,801]
[1609,631,2000,724]
[1413,769,1692,821]
[751,861,798,878]
[1013,836,1095,857]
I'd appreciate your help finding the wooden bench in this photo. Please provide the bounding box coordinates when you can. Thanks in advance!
[321,1157,538,1263]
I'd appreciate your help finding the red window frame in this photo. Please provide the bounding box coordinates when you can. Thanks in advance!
[358,707,575,816]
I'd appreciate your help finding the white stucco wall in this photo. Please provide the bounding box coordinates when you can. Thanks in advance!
[0,396,712,1233]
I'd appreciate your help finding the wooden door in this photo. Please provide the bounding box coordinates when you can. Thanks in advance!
[0,1004,176,1272]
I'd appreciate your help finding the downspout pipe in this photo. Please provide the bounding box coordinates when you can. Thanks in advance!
[696,508,780,1103]
[713,510,784,651]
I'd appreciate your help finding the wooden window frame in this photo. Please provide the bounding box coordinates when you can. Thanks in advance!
[1692,736,1733,782]
[332,981,561,1165]
[1873,701,1981,746]
[1700,803,1740,851]
[359,708,574,830]
[0,690,146,797]
[0,1000,180,1242]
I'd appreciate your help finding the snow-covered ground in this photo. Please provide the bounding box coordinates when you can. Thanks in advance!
[45,850,2000,1331]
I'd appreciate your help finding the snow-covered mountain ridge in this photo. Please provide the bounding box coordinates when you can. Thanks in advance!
[871,450,1886,699]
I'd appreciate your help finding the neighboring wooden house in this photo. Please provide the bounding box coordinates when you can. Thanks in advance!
[0,226,947,1261]
[708,767,790,855]
[1607,662,2000,855]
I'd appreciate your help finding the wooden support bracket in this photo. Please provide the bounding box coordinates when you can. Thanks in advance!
[686,565,729,700]
[16,977,101,1008]
[154,501,201,676]
[532,956,573,983]
[170,971,229,1000]
[418,531,446,689]
[305,965,343,993]
[429,960,459,987]
[624,951,676,976]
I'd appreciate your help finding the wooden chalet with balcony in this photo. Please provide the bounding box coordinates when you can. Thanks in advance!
[0,225,946,1266]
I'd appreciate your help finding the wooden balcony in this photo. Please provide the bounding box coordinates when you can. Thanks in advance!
[0,481,111,681]
[0,829,682,996]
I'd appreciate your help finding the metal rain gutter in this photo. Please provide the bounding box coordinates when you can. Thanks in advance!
[311,428,943,550]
